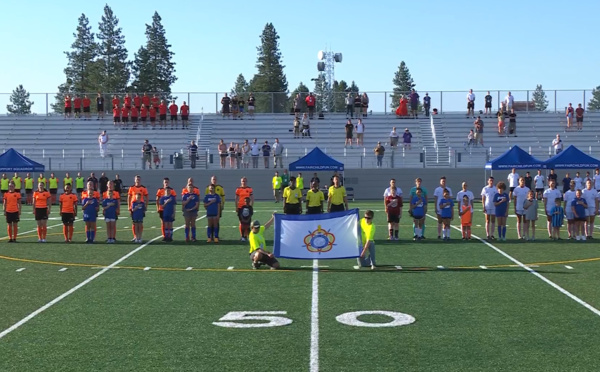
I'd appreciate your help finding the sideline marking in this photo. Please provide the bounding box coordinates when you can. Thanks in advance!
[0,215,207,341]
[301,265,329,268]
[426,214,600,318]
[16,268,25,272]
[58,268,67,272]
[309,259,319,372]
[479,265,488,270]
[186,267,193,271]
[143,267,151,271]
[227,266,234,270]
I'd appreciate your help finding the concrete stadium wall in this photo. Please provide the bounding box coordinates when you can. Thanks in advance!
[77,168,498,201]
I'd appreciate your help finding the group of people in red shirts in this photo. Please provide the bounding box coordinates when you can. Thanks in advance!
[111,93,189,130]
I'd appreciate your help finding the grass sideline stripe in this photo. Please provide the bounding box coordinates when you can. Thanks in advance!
[310,259,319,372]
[0,215,206,341]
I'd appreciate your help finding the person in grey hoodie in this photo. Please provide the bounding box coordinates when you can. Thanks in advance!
[345,93,355,119]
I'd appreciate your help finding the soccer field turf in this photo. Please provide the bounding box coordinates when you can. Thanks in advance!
[1,201,600,371]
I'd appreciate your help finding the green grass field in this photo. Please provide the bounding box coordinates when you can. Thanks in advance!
[1,200,600,371]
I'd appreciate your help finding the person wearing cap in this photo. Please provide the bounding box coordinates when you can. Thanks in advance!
[283,176,302,215]
[356,210,376,270]
[249,214,280,270]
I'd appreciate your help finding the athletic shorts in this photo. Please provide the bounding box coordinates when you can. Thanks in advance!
[170,115,177,121]
[306,206,322,214]
[294,108,300,113]
[76,188,83,194]
[104,218,115,222]
[509,187,515,193]
[467,102,474,109]
[250,251,279,267]
[575,217,586,222]
[150,117,156,122]
[83,214,97,222]
[330,204,345,212]
[536,188,544,194]
[50,188,57,195]
[387,213,400,223]
[141,117,147,122]
[97,104,104,112]
[183,210,198,219]
[83,107,90,113]
[161,214,175,222]
[239,107,244,113]
[284,203,301,215]
[586,207,596,217]
[35,208,48,220]
[346,133,353,139]
[484,207,496,216]
[131,117,138,122]
[65,107,72,113]
[181,115,189,121]
[74,108,81,113]
[6,211,19,223]
[122,117,129,123]
[160,114,167,121]
[132,219,144,224]
[248,105,255,111]
[114,116,121,122]
[485,103,492,108]
[25,189,32,195]
[61,212,74,224]
[577,117,583,123]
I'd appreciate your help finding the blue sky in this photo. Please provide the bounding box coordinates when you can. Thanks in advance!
[1,0,598,113]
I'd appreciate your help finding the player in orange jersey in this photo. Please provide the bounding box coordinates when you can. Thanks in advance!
[33,182,51,242]
[3,181,21,242]
[59,184,78,242]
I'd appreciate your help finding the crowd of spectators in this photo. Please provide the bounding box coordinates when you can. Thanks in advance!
[212,137,286,170]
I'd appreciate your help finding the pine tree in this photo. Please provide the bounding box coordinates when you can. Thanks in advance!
[231,74,249,97]
[97,5,130,95]
[531,84,548,111]
[6,85,34,115]
[248,23,288,113]
[131,12,177,97]
[588,86,600,111]
[332,80,349,112]
[390,61,415,109]
[312,73,328,112]
[288,82,309,111]
[54,14,98,111]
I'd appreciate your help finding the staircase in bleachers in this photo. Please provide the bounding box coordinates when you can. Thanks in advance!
[420,117,450,167]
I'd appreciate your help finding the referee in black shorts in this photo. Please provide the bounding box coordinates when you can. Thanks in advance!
[306,181,324,214]
[283,177,302,215]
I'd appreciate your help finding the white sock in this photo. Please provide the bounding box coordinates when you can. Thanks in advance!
[446,228,450,238]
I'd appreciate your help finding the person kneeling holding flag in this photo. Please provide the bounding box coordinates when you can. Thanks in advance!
[249,214,280,270]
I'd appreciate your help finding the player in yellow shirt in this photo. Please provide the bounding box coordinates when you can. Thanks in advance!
[205,175,225,216]
[327,175,348,212]
[24,173,34,205]
[37,173,47,190]
[272,171,282,203]
[63,172,73,188]
[249,214,279,270]
[296,172,304,199]
[0,173,9,201]
[12,172,22,193]
[357,210,376,270]
[75,172,85,194]
[283,176,303,214]
[305,181,324,214]
[48,172,59,205]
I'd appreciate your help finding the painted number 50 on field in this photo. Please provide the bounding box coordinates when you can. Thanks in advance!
[213,311,415,328]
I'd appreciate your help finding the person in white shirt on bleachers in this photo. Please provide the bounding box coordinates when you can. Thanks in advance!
[552,134,563,155]
[466,89,476,118]
[507,168,519,200]
[534,169,545,200]
[505,92,514,111]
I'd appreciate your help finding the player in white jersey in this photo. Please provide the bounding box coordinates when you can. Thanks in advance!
[507,168,520,200]
[582,180,599,239]
[543,180,562,239]
[456,181,474,225]
[481,177,498,240]
[573,172,583,191]
[433,176,452,239]
[563,180,577,239]
[512,177,531,239]
[533,170,545,200]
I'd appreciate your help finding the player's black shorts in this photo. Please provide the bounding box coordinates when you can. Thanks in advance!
[76,188,83,194]
[306,206,322,214]
[122,117,129,123]
[284,203,301,215]
[50,188,57,195]
[131,117,138,122]
[114,116,121,122]
[387,213,400,223]
[83,107,90,113]
[6,211,19,223]
[97,104,104,112]
[35,208,48,221]
[25,188,32,195]
[576,117,583,123]
[170,115,177,121]
[74,108,81,113]
[485,103,492,108]
[160,114,167,121]
[467,102,474,109]
[65,107,72,113]
[509,187,515,193]
[536,188,544,194]
[62,212,74,224]
[141,117,147,122]
[150,117,156,122]
[330,204,345,212]
[181,115,189,121]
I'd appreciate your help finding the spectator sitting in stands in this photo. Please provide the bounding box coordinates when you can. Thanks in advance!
[466,129,475,148]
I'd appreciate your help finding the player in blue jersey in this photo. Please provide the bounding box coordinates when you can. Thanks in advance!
[182,184,199,242]
[82,194,99,243]
[409,177,428,238]
[409,187,427,240]
[159,187,176,242]
[204,184,222,243]
[131,193,146,243]
[493,182,510,241]
[571,189,588,241]
[550,198,564,240]
[438,189,454,240]
[102,190,120,243]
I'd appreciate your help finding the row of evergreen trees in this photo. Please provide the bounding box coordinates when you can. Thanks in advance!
[6,15,600,114]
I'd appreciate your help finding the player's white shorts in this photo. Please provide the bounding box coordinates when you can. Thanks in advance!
[484,207,495,216]
[565,210,574,220]
[586,207,596,217]
[515,209,524,216]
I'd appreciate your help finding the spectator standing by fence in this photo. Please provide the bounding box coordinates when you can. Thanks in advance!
[272,138,284,168]
[565,103,574,131]
[423,93,431,117]
[403,128,413,150]
[505,92,514,112]
[361,93,369,118]
[189,140,198,169]
[389,127,399,148]
[474,116,484,146]
[466,89,475,118]
[508,109,517,136]
[355,119,364,146]
[262,141,271,169]
[344,120,354,148]
[354,93,362,119]
[575,103,584,131]
[409,89,420,119]
[250,138,260,168]
[484,91,493,117]
[142,140,152,170]
[98,130,109,158]
[374,142,385,168]
[305,92,316,119]
[96,93,104,120]
[345,93,354,119]
[218,139,227,169]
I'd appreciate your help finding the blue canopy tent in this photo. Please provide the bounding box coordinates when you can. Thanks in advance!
[0,148,44,172]
[543,145,600,169]
[289,147,344,172]
[485,146,544,171]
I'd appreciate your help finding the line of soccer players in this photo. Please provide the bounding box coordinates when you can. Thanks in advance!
[112,96,190,130]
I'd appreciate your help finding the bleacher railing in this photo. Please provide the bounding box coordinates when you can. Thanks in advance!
[1,89,595,116]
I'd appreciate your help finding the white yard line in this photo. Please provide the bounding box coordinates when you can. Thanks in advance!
[0,215,206,340]
[425,214,600,317]
[309,259,320,372]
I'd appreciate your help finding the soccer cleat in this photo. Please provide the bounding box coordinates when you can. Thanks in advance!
[213,238,219,243]
[353,265,361,270]
[371,265,376,270]
[207,238,213,243]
